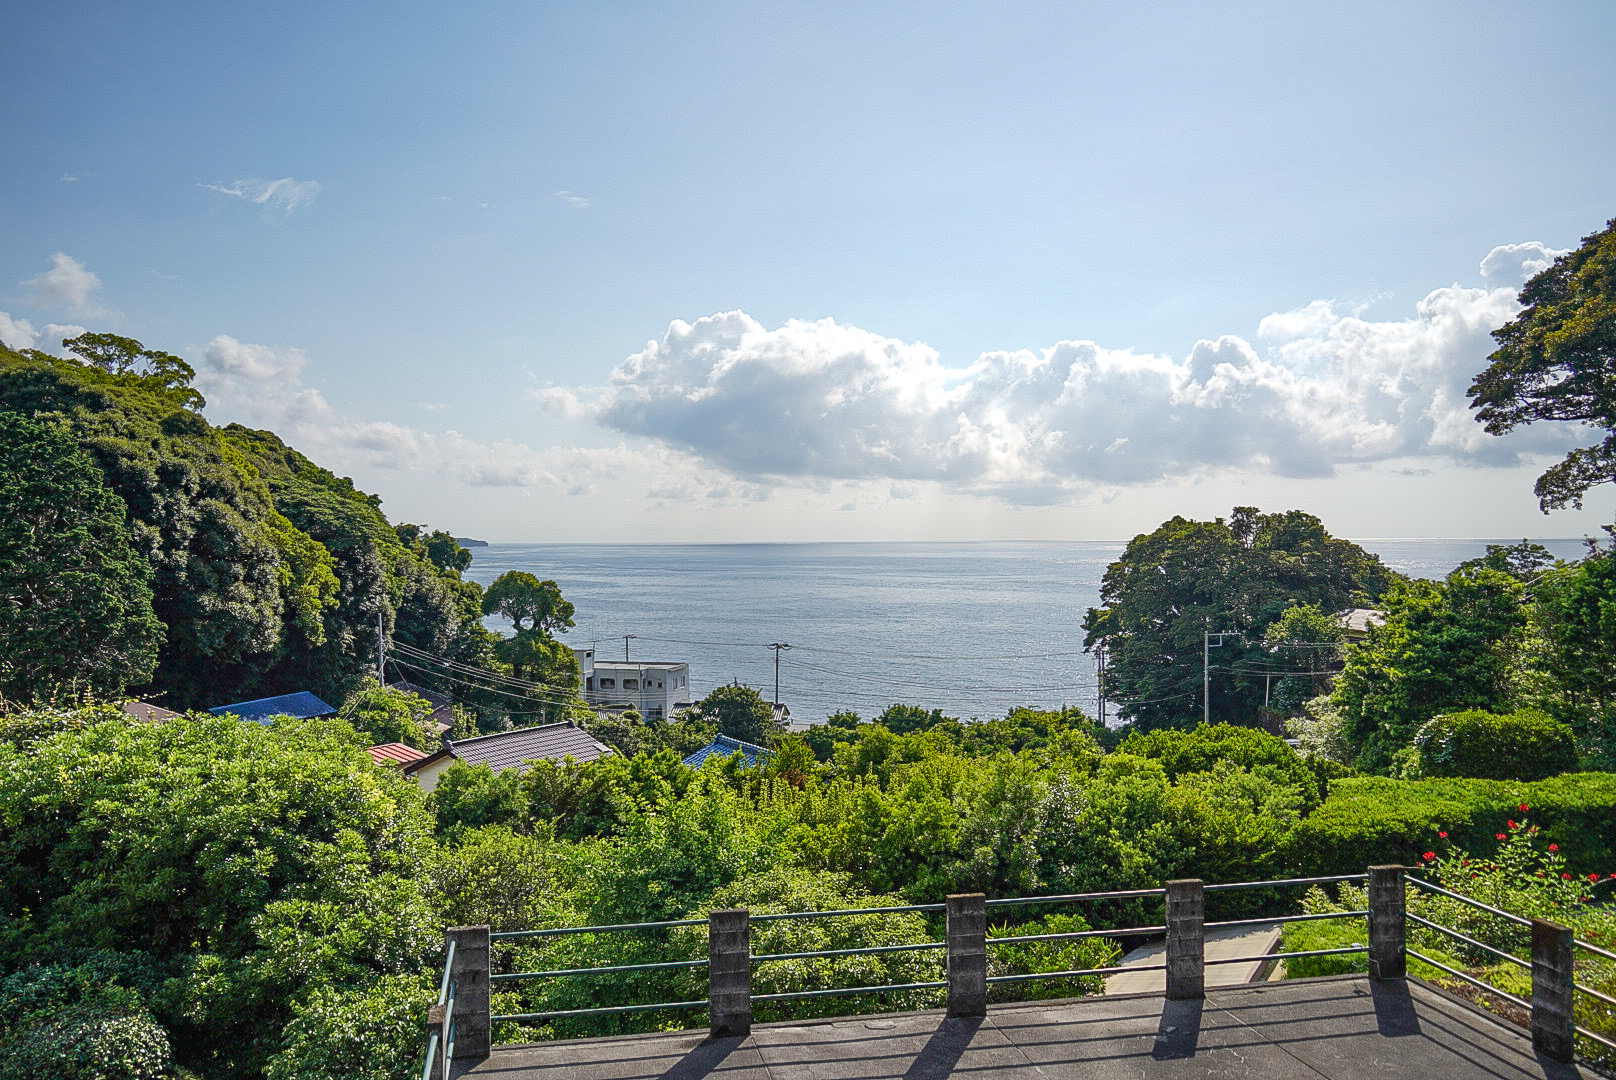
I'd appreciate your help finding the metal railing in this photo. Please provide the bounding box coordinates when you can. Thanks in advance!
[421,865,1605,1069]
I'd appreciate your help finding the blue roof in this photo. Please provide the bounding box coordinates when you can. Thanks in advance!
[683,734,773,770]
[210,691,337,724]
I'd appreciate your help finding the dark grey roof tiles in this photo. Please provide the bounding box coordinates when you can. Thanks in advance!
[449,722,612,772]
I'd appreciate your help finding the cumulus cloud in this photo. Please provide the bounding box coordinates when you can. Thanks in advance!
[0,311,89,353]
[22,253,103,314]
[594,244,1583,503]
[201,177,322,212]
[202,334,309,382]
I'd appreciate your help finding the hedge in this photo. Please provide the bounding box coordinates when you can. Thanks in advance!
[1287,772,1616,877]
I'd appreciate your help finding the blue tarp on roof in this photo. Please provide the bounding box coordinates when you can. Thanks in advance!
[682,733,773,770]
[210,691,337,725]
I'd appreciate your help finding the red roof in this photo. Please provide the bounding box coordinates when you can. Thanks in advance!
[368,742,430,766]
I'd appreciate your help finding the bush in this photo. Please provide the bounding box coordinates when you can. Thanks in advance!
[1412,708,1578,781]
[263,974,433,1080]
[0,1004,173,1080]
[1288,773,1616,876]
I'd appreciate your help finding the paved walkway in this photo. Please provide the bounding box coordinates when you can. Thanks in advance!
[1104,922,1285,995]
[455,975,1588,1079]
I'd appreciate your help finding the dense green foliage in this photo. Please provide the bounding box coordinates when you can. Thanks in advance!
[694,682,781,744]
[0,412,163,702]
[1469,217,1616,511]
[1412,708,1578,781]
[1083,507,1395,730]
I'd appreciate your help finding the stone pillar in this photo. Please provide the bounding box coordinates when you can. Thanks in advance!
[1165,879,1204,1000]
[445,925,491,1060]
[709,908,752,1036]
[947,893,987,1018]
[1531,918,1576,1063]
[1368,865,1406,981]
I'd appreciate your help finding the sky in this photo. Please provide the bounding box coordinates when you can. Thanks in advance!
[3,1,1615,543]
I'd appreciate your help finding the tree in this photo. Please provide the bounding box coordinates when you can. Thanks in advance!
[1083,507,1396,731]
[0,412,163,702]
[1469,217,1616,510]
[695,683,780,745]
[481,572,574,636]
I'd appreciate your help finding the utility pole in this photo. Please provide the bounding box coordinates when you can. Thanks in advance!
[377,609,385,685]
[1204,630,1242,726]
[623,634,635,661]
[767,643,791,705]
[1095,642,1107,727]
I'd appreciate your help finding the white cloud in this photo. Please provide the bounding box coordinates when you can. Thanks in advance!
[201,177,322,213]
[22,253,103,314]
[1479,242,1566,290]
[594,245,1583,504]
[202,334,309,382]
[0,311,89,353]
[556,190,590,209]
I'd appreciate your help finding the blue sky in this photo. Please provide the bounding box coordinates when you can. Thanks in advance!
[4,1,1615,541]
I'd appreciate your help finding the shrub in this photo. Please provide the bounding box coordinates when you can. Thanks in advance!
[1412,708,1578,781]
[0,1004,173,1080]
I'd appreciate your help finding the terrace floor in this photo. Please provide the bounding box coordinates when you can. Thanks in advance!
[454,974,1592,1079]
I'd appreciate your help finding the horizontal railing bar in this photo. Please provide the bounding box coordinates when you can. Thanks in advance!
[988,962,1160,983]
[1206,910,1368,932]
[492,958,709,981]
[990,925,1164,946]
[494,999,707,1022]
[420,1030,438,1080]
[1576,1024,1616,1053]
[436,939,456,1006]
[1407,949,1531,1011]
[1206,946,1366,965]
[1406,877,1533,929]
[1407,914,1531,970]
[1575,937,1616,963]
[753,942,945,963]
[1204,874,1368,892]
[985,887,1164,907]
[492,918,707,939]
[751,903,946,922]
[752,980,949,1001]
[1574,980,1616,1009]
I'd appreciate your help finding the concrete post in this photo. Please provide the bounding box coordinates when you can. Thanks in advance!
[1531,918,1576,1063]
[1165,879,1204,1000]
[445,925,491,1060]
[1368,866,1406,981]
[947,893,987,1017]
[708,908,752,1037]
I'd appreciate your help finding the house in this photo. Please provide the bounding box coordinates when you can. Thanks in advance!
[1336,608,1384,644]
[683,733,773,770]
[209,691,337,725]
[402,721,613,792]
[121,700,180,721]
[387,678,456,736]
[585,660,693,721]
[367,742,430,768]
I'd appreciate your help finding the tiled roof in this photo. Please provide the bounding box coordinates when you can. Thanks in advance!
[368,742,431,766]
[121,700,181,721]
[446,722,613,772]
[683,734,773,770]
[209,691,337,724]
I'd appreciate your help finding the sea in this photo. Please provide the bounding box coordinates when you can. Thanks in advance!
[458,538,1596,725]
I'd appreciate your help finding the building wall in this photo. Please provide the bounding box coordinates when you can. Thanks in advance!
[588,662,691,720]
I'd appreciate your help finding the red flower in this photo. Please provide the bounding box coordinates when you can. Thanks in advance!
[1520,803,1529,812]
[1549,844,1559,852]
[1593,873,1603,882]
[1508,820,1517,829]
[1422,852,1435,861]
[1563,873,1573,880]
[1496,833,1507,840]
[1438,831,1448,839]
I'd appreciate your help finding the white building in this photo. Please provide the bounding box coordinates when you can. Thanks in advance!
[586,660,693,720]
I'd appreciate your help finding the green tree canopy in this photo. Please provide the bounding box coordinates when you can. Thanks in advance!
[1083,507,1396,730]
[0,412,163,702]
[695,683,780,745]
[481,572,574,637]
[1469,217,1616,510]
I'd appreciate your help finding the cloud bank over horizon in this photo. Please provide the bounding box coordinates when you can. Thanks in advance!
[587,242,1578,503]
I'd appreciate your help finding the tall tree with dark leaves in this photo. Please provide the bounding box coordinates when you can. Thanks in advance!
[0,412,164,702]
[1470,217,1616,511]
